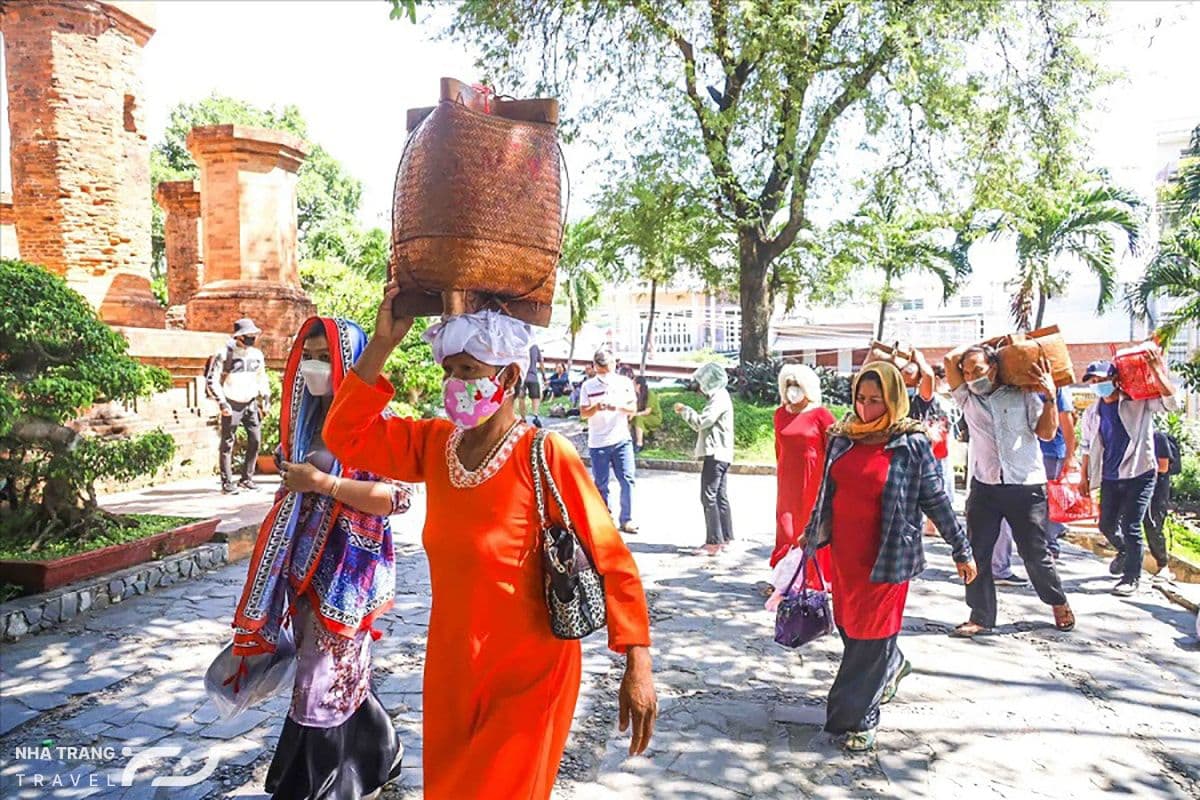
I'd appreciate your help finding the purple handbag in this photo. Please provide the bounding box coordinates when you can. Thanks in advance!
[773,549,834,648]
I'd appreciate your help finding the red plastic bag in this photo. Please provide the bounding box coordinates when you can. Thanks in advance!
[1047,473,1096,523]
[1112,342,1164,401]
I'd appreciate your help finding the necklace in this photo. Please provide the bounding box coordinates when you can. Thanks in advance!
[447,420,527,489]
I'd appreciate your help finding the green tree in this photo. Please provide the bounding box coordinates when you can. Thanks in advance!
[827,175,971,338]
[596,156,723,372]
[150,95,365,285]
[299,260,441,410]
[0,260,174,544]
[990,175,1142,331]
[556,219,606,369]
[1128,218,1200,347]
[421,1,1107,363]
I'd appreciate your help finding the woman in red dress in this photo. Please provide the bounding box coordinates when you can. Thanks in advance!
[801,362,977,751]
[772,365,836,583]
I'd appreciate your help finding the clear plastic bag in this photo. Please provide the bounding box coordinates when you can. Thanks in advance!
[203,626,297,721]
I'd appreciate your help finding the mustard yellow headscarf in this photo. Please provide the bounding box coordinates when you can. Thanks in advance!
[833,361,925,441]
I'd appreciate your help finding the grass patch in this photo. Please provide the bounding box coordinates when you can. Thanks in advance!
[639,388,848,464]
[1164,515,1200,565]
[0,514,200,562]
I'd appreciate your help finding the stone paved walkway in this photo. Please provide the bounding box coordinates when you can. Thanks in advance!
[1,471,1198,799]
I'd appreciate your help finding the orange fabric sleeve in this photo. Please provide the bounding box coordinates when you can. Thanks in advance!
[543,432,651,653]
[323,370,430,483]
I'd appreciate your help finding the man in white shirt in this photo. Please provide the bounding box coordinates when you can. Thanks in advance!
[206,318,271,494]
[579,349,639,533]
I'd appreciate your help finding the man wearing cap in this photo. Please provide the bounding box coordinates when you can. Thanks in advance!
[1079,356,1178,596]
[207,318,271,494]
[579,349,640,534]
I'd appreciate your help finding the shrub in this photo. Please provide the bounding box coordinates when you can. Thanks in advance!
[0,259,175,548]
[1173,454,1200,502]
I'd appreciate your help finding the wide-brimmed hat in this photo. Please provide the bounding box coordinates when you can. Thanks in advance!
[232,318,262,338]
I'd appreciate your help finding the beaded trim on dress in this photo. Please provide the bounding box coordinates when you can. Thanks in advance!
[446,421,530,489]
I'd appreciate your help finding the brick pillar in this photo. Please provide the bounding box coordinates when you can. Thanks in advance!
[1,0,164,328]
[184,125,315,360]
[154,180,203,316]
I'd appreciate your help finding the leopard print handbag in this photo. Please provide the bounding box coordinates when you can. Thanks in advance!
[531,429,607,640]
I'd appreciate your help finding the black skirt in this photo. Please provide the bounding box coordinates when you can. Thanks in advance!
[265,689,404,800]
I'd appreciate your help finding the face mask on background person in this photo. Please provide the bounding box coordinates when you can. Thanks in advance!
[785,385,804,405]
[444,374,508,429]
[967,375,994,396]
[1092,381,1116,399]
[299,360,332,397]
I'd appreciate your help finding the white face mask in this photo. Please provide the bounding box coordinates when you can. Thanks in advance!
[300,359,333,397]
[785,385,804,405]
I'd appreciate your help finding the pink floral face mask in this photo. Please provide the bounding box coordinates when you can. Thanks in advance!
[443,375,507,429]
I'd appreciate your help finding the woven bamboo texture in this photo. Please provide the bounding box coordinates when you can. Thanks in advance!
[391,98,562,327]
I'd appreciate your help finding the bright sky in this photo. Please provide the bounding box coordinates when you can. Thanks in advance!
[2,1,1199,238]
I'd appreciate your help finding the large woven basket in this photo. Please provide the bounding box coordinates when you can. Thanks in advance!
[391,85,562,327]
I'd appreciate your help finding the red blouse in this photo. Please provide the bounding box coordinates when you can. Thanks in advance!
[829,441,909,639]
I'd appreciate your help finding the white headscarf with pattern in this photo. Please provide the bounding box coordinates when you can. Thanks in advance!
[423,310,535,381]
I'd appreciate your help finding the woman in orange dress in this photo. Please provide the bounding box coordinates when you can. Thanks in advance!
[323,286,658,800]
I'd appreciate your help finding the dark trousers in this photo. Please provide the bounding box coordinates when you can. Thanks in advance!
[1100,471,1157,581]
[219,400,261,485]
[825,628,901,734]
[965,480,1068,628]
[1143,473,1171,569]
[701,456,733,545]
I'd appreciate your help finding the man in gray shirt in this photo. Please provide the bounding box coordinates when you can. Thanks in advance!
[945,343,1073,637]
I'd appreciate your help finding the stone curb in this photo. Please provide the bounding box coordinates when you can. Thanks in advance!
[581,456,777,476]
[0,542,228,643]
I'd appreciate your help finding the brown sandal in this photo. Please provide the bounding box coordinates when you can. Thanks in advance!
[1053,604,1075,632]
[950,621,991,639]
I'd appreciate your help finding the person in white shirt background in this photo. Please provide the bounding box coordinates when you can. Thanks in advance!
[579,349,640,534]
[206,317,272,494]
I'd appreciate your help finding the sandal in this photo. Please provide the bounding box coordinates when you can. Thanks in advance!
[844,728,877,752]
[620,521,640,534]
[950,621,991,639]
[1053,603,1075,632]
[881,658,913,705]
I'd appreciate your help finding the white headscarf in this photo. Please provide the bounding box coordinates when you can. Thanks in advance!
[692,362,729,395]
[423,310,535,381]
[778,364,822,406]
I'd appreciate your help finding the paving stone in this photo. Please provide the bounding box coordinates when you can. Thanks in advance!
[200,709,270,739]
[0,698,39,735]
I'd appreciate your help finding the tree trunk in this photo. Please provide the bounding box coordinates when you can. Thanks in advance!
[641,279,658,376]
[738,239,772,364]
[1034,288,1047,330]
[567,331,577,371]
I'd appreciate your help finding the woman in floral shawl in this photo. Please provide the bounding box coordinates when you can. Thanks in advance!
[231,317,410,800]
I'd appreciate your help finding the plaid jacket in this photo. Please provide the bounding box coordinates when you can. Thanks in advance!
[804,431,972,584]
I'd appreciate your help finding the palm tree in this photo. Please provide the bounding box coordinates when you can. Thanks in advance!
[1128,217,1200,345]
[830,187,971,338]
[1002,178,1142,331]
[557,219,606,369]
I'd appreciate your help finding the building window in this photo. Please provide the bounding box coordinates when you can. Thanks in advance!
[960,295,983,309]
[900,298,925,311]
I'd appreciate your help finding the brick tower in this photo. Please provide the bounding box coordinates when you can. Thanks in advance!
[184,125,316,360]
[1,0,164,327]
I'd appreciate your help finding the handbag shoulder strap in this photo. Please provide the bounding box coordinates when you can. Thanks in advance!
[531,429,574,531]
[784,547,825,596]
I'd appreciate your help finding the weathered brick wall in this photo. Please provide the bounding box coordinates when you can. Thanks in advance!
[1,0,163,327]
[155,180,203,309]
